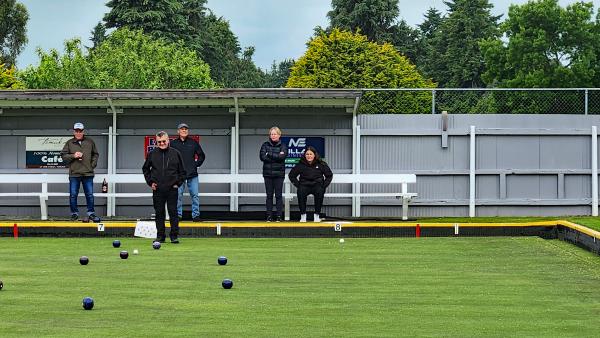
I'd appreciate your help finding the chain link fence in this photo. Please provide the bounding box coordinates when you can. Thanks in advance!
[359,89,600,114]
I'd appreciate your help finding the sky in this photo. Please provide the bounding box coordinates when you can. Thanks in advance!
[15,0,600,71]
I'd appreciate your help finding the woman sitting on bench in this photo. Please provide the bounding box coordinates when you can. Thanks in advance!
[288,146,333,222]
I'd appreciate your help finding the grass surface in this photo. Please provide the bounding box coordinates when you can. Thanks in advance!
[567,217,600,232]
[417,216,600,232]
[1,237,600,337]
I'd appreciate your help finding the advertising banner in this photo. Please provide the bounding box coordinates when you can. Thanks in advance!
[25,137,72,168]
[281,136,325,168]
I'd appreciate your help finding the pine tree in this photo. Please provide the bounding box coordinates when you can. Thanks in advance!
[327,0,400,42]
[427,0,500,87]
[89,22,106,49]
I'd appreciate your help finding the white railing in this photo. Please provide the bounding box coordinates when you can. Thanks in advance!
[0,173,417,221]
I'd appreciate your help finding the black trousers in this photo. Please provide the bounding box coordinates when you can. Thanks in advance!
[297,184,325,214]
[264,176,284,217]
[153,187,179,240]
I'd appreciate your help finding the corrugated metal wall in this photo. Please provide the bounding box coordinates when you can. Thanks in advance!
[2,109,600,218]
[358,114,600,217]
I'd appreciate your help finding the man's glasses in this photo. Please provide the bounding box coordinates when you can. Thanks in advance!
[74,130,84,133]
[156,140,168,144]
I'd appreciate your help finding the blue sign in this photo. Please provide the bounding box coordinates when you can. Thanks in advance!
[281,136,325,168]
[26,151,66,168]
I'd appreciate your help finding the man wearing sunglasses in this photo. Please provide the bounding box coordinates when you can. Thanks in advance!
[61,122,101,222]
[142,131,186,243]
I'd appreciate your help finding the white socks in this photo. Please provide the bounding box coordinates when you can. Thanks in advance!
[313,214,321,222]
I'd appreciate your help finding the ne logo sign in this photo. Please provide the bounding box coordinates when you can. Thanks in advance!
[281,136,325,168]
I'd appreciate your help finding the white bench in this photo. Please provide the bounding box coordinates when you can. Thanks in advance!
[0,173,417,220]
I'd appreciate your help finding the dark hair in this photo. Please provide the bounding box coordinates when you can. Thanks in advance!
[303,146,321,162]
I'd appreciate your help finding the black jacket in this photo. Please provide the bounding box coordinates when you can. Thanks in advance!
[288,158,333,188]
[142,147,186,191]
[170,137,205,179]
[260,140,288,177]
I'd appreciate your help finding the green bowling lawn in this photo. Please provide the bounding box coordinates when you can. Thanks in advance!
[1,237,599,337]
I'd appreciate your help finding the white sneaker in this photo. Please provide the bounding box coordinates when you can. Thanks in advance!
[300,214,307,222]
[314,214,321,222]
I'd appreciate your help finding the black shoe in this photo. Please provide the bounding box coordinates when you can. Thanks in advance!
[192,216,201,222]
[266,216,273,222]
[89,214,101,223]
[70,214,79,221]
[155,237,166,243]
[275,216,282,222]
[171,238,180,244]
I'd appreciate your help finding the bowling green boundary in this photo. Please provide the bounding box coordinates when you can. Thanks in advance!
[2,217,600,255]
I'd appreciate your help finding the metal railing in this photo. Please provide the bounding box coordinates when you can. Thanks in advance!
[359,88,600,115]
[0,173,417,220]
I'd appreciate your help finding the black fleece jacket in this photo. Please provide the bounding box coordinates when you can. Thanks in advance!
[142,147,186,191]
[288,158,333,188]
[259,139,288,178]
[170,137,205,179]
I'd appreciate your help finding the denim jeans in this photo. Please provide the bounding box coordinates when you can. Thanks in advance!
[69,176,95,215]
[177,176,199,218]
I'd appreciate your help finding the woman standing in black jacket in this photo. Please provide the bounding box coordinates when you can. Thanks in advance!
[259,126,288,222]
[288,146,333,222]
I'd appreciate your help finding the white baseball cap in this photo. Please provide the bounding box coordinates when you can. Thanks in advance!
[73,122,84,130]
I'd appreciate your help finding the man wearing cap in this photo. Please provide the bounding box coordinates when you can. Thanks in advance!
[61,122,101,222]
[170,123,206,222]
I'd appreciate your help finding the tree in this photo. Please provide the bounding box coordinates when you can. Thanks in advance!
[19,28,216,89]
[102,0,266,87]
[0,0,28,66]
[195,12,264,88]
[418,7,443,40]
[481,0,598,88]
[18,39,94,89]
[264,59,295,88]
[415,7,445,77]
[390,19,422,67]
[477,0,598,114]
[425,0,500,87]
[103,0,190,43]
[90,22,107,49]
[287,29,435,113]
[0,63,24,89]
[92,29,215,89]
[327,0,400,42]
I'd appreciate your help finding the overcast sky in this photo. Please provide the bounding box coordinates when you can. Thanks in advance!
[16,0,600,71]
